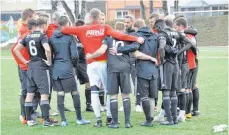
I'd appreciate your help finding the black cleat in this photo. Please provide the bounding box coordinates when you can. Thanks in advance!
[125,123,133,128]
[140,120,153,127]
[106,117,112,125]
[173,120,178,125]
[93,120,102,128]
[108,123,119,129]
[86,105,93,112]
[64,107,71,112]
[160,121,174,125]
[191,110,200,116]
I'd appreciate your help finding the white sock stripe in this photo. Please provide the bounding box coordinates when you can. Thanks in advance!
[40,100,49,105]
[111,99,118,103]
[171,97,178,100]
[25,102,33,106]
[123,98,130,102]
[163,97,170,100]
[46,70,51,94]
[91,91,100,94]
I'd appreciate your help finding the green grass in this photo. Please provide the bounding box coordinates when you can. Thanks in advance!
[1,47,228,135]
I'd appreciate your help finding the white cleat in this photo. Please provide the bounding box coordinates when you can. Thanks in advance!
[135,105,143,113]
[177,116,186,122]
[119,106,124,112]
[19,115,24,122]
[100,105,106,112]
[27,120,37,126]
[154,116,165,122]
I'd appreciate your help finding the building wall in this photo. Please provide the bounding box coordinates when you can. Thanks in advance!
[1,0,37,11]
[106,0,162,21]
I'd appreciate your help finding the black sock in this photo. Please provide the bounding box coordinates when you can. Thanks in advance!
[110,99,118,124]
[123,97,131,123]
[163,90,172,122]
[187,92,193,114]
[185,92,190,113]
[178,93,186,110]
[155,98,158,107]
[161,102,164,109]
[99,90,105,106]
[170,91,178,121]
[136,94,141,105]
[141,97,151,122]
[25,102,33,120]
[85,88,91,105]
[40,100,50,121]
[192,88,199,111]
[20,95,26,117]
[72,94,82,120]
[57,95,66,121]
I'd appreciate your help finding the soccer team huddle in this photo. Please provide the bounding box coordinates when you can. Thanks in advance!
[12,7,200,128]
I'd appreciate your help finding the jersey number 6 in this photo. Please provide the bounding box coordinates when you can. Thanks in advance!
[29,40,37,56]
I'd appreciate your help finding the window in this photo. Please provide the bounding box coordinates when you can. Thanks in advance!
[212,6,218,10]
[116,10,128,19]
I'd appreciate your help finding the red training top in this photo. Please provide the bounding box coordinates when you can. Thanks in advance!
[186,34,196,69]
[61,21,138,64]
[46,23,58,39]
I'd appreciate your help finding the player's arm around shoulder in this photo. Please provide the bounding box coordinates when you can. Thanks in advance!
[61,25,86,36]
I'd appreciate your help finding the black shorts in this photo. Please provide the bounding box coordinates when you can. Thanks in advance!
[18,66,28,96]
[27,66,51,95]
[187,66,198,89]
[75,61,89,84]
[137,77,158,98]
[53,76,78,93]
[107,72,131,95]
[162,62,179,90]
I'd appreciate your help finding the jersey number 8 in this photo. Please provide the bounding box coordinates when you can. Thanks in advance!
[112,40,124,56]
[29,40,37,56]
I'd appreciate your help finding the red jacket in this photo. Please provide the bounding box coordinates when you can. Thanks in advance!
[46,23,58,39]
[11,23,30,70]
[186,34,196,69]
[61,21,138,64]
[11,32,30,70]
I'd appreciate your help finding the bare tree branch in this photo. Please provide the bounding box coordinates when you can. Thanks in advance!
[60,0,75,24]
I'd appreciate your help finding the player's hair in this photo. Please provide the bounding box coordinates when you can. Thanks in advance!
[133,19,146,29]
[149,13,159,19]
[115,22,125,31]
[173,14,185,22]
[164,15,174,28]
[90,8,101,21]
[58,16,69,26]
[22,8,35,21]
[27,18,37,30]
[38,13,49,19]
[125,14,135,22]
[75,19,85,26]
[37,17,48,27]
[174,17,188,28]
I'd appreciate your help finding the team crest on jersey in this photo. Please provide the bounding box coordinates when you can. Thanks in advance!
[86,28,105,37]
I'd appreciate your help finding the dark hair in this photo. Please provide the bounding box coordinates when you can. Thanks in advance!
[174,17,188,28]
[173,14,185,21]
[75,19,85,26]
[125,14,135,22]
[27,18,37,30]
[22,8,35,21]
[90,8,101,21]
[38,13,49,19]
[37,17,48,26]
[149,13,159,19]
[115,22,125,31]
[133,19,146,29]
[58,16,69,26]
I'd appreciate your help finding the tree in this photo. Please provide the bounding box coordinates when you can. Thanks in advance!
[74,0,80,19]
[162,0,168,15]
[140,0,146,20]
[80,0,86,20]
[60,0,75,24]
[149,0,153,14]
[174,0,179,12]
[51,0,58,11]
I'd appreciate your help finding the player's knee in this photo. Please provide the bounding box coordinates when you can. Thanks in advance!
[57,91,65,96]
[141,97,149,102]
[121,93,129,99]
[40,94,49,100]
[85,82,90,89]
[170,90,177,97]
[71,91,79,95]
[25,93,35,102]
[162,90,170,97]
[111,94,118,99]
[91,85,99,93]
[194,84,198,89]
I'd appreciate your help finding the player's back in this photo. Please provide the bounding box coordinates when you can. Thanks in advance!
[103,36,131,73]
[50,28,78,80]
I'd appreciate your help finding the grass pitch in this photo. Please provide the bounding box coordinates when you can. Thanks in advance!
[1,46,228,135]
